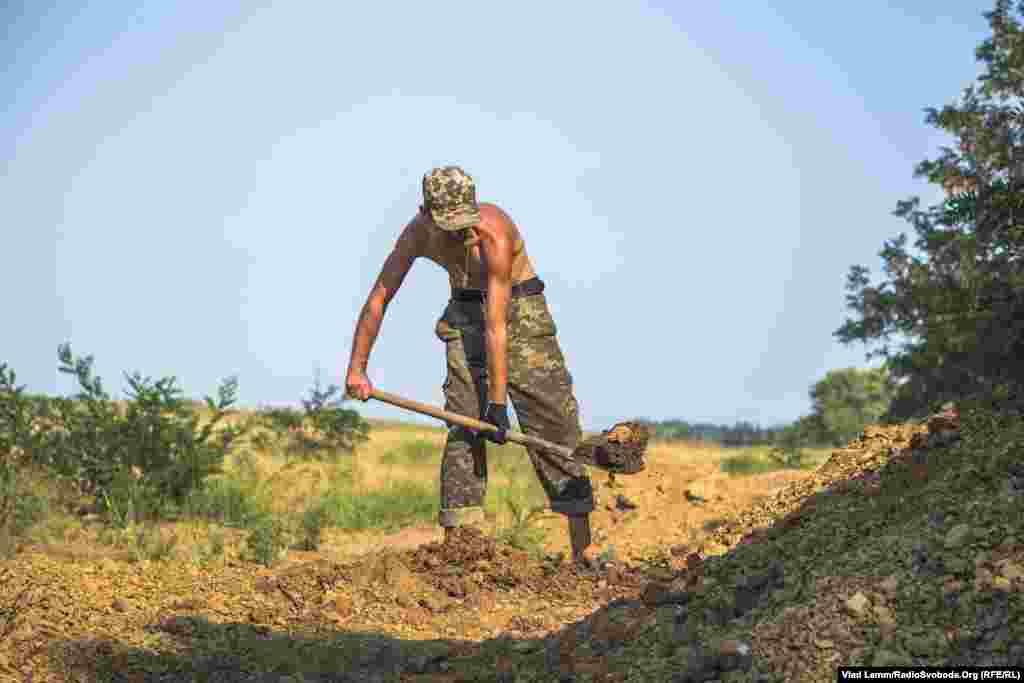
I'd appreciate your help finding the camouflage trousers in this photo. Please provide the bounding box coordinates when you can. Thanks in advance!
[434,290,595,529]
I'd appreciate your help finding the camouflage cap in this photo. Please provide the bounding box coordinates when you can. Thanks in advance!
[422,166,481,231]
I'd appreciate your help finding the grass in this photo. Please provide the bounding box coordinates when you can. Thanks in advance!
[307,479,437,533]
[378,439,438,465]
[1,410,836,568]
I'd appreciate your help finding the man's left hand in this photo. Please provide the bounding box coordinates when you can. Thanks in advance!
[481,402,510,444]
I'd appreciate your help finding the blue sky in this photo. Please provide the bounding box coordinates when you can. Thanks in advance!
[4,2,993,430]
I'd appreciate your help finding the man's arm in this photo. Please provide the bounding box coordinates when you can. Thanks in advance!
[346,219,421,398]
[481,225,514,405]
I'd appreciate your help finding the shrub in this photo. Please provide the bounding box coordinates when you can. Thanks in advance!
[0,364,50,537]
[299,504,330,551]
[246,516,290,567]
[254,369,370,462]
[27,344,246,523]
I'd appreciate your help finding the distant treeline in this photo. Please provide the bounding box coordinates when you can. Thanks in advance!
[636,418,792,448]
[642,365,898,450]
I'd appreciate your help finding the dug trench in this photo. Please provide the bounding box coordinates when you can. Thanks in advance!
[2,400,1023,682]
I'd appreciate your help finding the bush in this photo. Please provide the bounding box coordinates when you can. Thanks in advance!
[0,364,49,537]
[253,369,370,462]
[246,516,290,567]
[299,504,330,551]
[25,344,246,524]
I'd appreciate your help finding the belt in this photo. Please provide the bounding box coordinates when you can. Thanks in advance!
[451,277,544,303]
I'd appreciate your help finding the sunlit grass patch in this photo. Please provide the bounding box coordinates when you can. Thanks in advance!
[379,439,438,465]
[307,479,438,533]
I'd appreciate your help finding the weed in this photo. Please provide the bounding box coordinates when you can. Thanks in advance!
[246,516,290,567]
[495,496,548,558]
[299,504,329,551]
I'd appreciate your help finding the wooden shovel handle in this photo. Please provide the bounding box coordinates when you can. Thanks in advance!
[368,388,574,459]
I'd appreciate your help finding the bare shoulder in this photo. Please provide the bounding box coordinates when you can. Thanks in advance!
[479,203,518,242]
[398,211,428,255]
[480,202,514,225]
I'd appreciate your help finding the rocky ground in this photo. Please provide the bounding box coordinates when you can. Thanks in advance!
[1,400,1022,682]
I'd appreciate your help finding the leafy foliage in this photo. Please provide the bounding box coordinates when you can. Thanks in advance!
[835,0,1024,420]
[0,364,45,536]
[18,344,246,524]
[809,367,898,445]
[252,368,369,461]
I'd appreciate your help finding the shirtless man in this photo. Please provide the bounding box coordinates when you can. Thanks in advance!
[345,165,602,566]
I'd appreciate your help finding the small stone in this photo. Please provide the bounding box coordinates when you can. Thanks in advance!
[942,580,965,597]
[879,575,900,596]
[874,605,896,626]
[713,638,753,672]
[997,559,1024,582]
[844,592,871,618]
[685,481,711,504]
[945,523,972,549]
[991,576,1013,592]
[615,494,638,511]
[703,541,728,556]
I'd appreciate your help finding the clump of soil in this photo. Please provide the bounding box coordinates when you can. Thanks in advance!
[573,421,650,474]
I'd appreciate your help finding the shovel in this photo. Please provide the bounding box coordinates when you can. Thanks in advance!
[369,388,648,475]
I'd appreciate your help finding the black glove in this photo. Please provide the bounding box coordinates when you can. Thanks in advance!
[481,402,510,444]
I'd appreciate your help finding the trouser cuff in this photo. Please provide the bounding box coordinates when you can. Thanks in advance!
[549,498,596,515]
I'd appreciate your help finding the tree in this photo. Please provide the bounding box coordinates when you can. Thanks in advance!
[809,367,898,445]
[835,0,1024,421]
